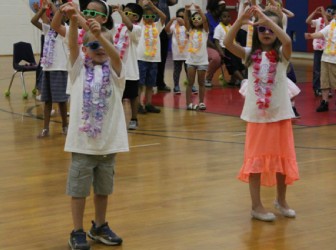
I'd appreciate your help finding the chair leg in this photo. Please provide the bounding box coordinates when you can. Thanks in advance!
[5,71,18,96]
[20,72,28,99]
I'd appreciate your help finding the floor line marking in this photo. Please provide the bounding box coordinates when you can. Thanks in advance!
[130,143,161,148]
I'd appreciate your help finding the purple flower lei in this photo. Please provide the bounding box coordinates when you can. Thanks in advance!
[41,29,57,68]
[79,57,112,138]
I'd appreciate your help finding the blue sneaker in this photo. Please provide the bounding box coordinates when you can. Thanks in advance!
[173,86,181,94]
[69,230,90,250]
[88,221,122,246]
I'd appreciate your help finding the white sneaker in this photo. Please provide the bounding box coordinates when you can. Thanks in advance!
[198,103,206,110]
[204,80,212,87]
[128,120,138,130]
[50,109,56,116]
[36,94,41,101]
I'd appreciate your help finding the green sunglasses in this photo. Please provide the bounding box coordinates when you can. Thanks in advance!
[82,9,107,18]
[143,14,156,19]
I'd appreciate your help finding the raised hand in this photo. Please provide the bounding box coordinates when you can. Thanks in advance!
[87,19,101,38]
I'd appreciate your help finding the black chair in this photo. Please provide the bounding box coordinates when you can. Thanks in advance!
[5,42,38,99]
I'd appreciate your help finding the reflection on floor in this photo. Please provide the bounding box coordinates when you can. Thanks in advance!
[152,82,336,127]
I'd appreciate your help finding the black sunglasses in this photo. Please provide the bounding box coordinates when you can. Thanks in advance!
[143,14,156,19]
[257,26,274,34]
[84,41,101,50]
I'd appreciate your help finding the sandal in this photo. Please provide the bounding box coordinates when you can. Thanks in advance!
[187,103,199,110]
[37,128,49,138]
[199,103,206,110]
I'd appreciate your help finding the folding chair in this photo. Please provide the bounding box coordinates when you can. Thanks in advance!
[5,42,38,99]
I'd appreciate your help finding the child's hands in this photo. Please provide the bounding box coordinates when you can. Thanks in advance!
[32,2,40,12]
[252,6,273,27]
[304,33,313,40]
[60,3,77,19]
[238,6,255,25]
[194,4,201,12]
[264,5,282,18]
[111,4,121,13]
[185,3,192,11]
[87,19,101,38]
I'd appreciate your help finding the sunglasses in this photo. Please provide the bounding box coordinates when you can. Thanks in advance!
[143,14,156,19]
[191,16,202,22]
[124,11,139,18]
[82,9,107,18]
[257,26,274,34]
[326,8,335,15]
[177,15,184,19]
[84,41,101,50]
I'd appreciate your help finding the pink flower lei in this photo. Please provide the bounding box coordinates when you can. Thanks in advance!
[41,29,57,68]
[79,57,112,138]
[251,49,277,113]
[114,24,129,60]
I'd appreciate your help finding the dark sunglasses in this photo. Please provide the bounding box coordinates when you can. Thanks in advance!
[177,15,184,19]
[143,14,156,19]
[191,16,202,21]
[257,26,274,34]
[326,8,335,15]
[84,41,101,50]
[124,11,139,18]
[82,9,107,18]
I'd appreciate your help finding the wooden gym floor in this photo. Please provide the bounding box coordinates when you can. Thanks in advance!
[0,55,335,250]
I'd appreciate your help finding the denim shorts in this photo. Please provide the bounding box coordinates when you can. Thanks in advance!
[186,64,208,71]
[138,60,158,87]
[66,153,116,197]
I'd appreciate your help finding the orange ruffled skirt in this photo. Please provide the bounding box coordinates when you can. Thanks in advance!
[238,119,299,187]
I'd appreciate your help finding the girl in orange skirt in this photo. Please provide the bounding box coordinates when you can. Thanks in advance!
[224,6,299,222]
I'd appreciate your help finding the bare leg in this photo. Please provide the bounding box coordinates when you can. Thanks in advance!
[186,67,196,105]
[43,101,52,129]
[276,173,290,209]
[130,97,139,120]
[71,197,86,230]
[197,70,206,103]
[94,194,108,227]
[58,101,68,128]
[145,86,153,105]
[249,173,267,213]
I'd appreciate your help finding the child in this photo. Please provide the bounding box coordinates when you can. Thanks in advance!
[214,9,245,86]
[113,3,143,129]
[306,6,333,96]
[137,0,166,113]
[165,8,188,94]
[184,4,209,110]
[224,6,299,222]
[33,0,68,138]
[305,6,336,112]
[62,5,128,250]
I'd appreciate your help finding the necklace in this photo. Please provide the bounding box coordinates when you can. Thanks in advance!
[175,23,188,53]
[79,57,112,138]
[251,49,277,114]
[188,29,202,53]
[144,23,158,57]
[114,24,129,60]
[78,29,86,45]
[41,29,57,68]
[325,20,336,55]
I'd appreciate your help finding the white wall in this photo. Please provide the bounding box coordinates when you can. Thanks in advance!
[0,0,205,56]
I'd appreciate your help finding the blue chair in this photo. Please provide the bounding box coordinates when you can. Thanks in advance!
[5,42,38,99]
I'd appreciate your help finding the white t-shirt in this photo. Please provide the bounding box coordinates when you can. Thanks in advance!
[137,20,164,62]
[113,23,142,80]
[185,29,209,65]
[320,20,336,64]
[64,55,129,155]
[311,18,326,50]
[213,23,230,48]
[241,48,294,123]
[42,23,68,71]
[169,21,188,61]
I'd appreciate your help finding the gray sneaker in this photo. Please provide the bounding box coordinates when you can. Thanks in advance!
[69,230,90,250]
[88,221,122,246]
[204,79,212,87]
[128,119,138,130]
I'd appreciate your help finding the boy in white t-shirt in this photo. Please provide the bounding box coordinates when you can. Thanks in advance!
[113,3,143,130]
[214,9,245,86]
[305,6,336,112]
[306,6,333,96]
[137,0,166,113]
[63,5,129,249]
[31,0,69,138]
